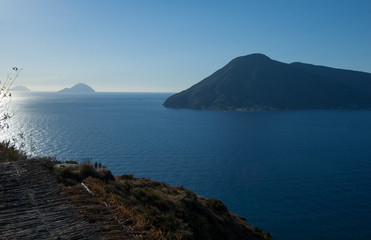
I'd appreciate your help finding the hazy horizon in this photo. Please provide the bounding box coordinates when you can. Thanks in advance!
[11,86,176,93]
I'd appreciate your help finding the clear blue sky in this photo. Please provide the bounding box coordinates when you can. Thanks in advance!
[1,0,370,92]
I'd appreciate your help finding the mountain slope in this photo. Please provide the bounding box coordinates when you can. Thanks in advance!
[0,142,273,240]
[163,54,371,111]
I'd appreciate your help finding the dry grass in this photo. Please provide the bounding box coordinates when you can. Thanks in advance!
[63,177,167,240]
[55,162,273,240]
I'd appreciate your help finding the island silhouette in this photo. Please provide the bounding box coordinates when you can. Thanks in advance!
[164,53,371,111]
[11,86,31,91]
[58,83,95,93]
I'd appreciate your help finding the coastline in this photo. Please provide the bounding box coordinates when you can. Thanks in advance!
[0,147,273,240]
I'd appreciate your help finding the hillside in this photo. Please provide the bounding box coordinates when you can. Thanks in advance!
[0,142,272,240]
[59,83,95,93]
[163,54,371,111]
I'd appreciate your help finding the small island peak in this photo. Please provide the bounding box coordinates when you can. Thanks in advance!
[10,85,31,92]
[58,83,95,93]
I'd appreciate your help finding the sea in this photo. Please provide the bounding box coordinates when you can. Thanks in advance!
[2,92,371,240]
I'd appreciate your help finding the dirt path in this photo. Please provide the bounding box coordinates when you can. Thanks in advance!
[0,160,99,240]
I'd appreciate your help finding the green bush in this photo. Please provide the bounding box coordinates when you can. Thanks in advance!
[0,141,27,162]
[79,164,100,179]
[59,167,80,186]
[105,181,129,197]
[97,168,115,183]
[55,163,114,186]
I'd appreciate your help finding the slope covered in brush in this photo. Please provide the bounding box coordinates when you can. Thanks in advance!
[0,142,273,240]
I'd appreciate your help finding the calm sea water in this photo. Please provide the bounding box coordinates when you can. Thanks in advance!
[3,92,371,240]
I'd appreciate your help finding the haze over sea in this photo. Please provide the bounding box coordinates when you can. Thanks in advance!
[4,92,371,240]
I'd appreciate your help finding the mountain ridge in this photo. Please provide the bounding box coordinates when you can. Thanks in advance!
[163,54,371,111]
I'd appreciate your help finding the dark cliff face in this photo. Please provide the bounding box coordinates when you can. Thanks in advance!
[163,54,371,111]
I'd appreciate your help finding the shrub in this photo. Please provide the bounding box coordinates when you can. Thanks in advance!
[120,174,134,180]
[65,160,79,164]
[79,163,100,179]
[59,167,80,186]
[54,163,115,186]
[97,168,115,183]
[104,181,129,197]
[205,198,228,213]
[132,187,160,203]
[38,157,60,170]
[0,141,27,162]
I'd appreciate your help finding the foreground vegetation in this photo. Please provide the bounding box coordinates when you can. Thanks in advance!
[0,142,273,240]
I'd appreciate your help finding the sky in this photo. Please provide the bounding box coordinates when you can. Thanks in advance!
[0,0,370,92]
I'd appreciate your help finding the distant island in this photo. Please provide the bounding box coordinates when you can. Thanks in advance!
[11,86,31,91]
[163,53,371,111]
[58,83,95,93]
